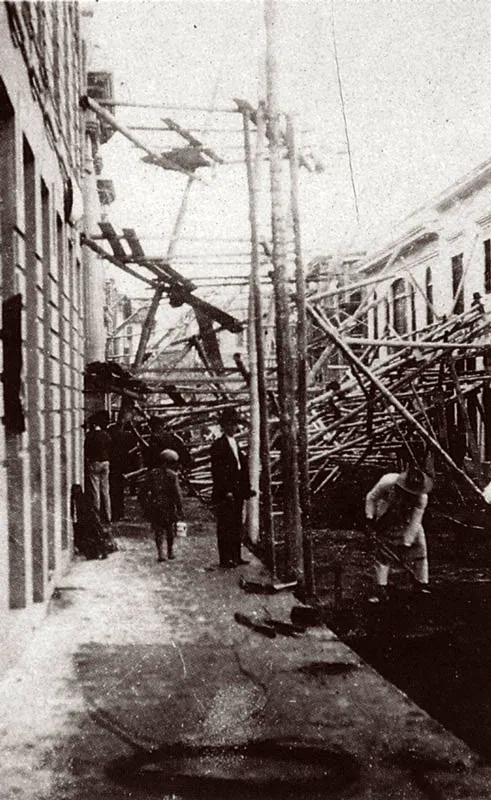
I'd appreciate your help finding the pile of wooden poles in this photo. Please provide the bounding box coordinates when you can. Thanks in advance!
[303,303,491,500]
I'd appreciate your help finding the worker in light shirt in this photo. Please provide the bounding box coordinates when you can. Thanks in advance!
[365,464,433,603]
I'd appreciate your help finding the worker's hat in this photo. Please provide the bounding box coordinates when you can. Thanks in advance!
[396,465,433,495]
[219,407,244,426]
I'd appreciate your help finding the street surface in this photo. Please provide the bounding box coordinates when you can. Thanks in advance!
[1,496,490,799]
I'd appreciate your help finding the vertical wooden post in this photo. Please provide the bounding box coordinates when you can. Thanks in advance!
[286,115,315,596]
[242,104,275,574]
[132,177,194,372]
[265,0,303,581]
[132,284,164,370]
[307,303,484,499]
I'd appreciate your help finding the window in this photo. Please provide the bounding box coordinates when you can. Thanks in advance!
[409,283,417,335]
[451,253,464,314]
[484,240,491,294]
[384,297,390,332]
[372,291,378,340]
[425,267,434,324]
[392,278,407,335]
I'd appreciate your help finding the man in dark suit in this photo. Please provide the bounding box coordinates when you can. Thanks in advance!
[211,408,253,568]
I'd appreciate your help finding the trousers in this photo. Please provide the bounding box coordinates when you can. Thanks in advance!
[215,497,244,566]
[87,460,112,524]
[153,520,175,558]
[375,529,429,585]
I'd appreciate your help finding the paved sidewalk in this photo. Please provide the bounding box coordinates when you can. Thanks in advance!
[1,497,491,799]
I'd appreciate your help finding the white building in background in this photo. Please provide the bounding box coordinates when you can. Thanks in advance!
[355,157,491,339]
[312,155,491,462]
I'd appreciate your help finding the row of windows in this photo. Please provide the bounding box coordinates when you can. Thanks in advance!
[7,2,84,174]
[374,238,491,338]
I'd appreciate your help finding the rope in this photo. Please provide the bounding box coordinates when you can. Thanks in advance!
[330,0,360,223]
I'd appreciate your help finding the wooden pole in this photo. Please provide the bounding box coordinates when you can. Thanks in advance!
[307,303,484,499]
[265,0,303,581]
[80,235,156,287]
[132,284,165,370]
[132,178,194,372]
[342,337,490,351]
[80,96,197,178]
[286,114,315,596]
[307,272,398,304]
[244,121,261,548]
[242,105,275,567]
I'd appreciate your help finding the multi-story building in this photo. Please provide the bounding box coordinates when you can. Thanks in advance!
[311,156,491,466]
[0,2,100,675]
[357,158,491,341]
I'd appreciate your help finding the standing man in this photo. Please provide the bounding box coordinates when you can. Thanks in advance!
[84,410,112,525]
[107,417,134,521]
[211,408,254,568]
[365,464,433,603]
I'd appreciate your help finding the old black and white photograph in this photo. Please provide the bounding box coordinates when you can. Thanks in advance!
[1,0,491,797]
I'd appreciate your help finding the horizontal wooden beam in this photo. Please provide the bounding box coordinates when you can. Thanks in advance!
[344,337,491,351]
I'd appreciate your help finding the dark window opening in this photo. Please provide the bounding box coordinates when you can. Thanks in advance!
[392,278,407,336]
[409,283,417,336]
[426,267,434,324]
[451,253,464,314]
[484,240,491,295]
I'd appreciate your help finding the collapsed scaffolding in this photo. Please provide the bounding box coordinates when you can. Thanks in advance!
[305,302,491,502]
[80,3,491,593]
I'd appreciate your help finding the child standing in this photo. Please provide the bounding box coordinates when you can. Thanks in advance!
[142,449,184,562]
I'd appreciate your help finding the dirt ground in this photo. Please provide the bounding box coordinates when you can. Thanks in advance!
[3,489,490,800]
[309,508,491,760]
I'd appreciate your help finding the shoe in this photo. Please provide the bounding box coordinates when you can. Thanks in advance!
[368,586,389,604]
[416,584,431,596]
[219,561,234,569]
[168,553,176,560]
[233,559,250,566]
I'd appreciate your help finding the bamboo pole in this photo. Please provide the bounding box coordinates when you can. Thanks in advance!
[132,178,194,372]
[133,285,165,370]
[80,235,156,287]
[307,303,484,499]
[244,129,261,548]
[447,355,481,471]
[307,272,398,304]
[343,337,490,351]
[242,104,275,567]
[80,96,197,178]
[265,0,303,581]
[286,114,314,596]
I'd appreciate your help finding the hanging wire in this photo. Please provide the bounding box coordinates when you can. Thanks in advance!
[330,0,360,224]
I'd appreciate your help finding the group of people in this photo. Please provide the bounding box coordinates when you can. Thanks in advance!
[79,406,253,569]
[81,403,436,600]
[139,406,253,567]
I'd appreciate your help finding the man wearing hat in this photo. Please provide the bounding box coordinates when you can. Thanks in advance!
[365,464,433,602]
[210,407,254,568]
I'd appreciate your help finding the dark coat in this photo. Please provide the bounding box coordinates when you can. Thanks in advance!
[140,465,183,525]
[210,435,251,507]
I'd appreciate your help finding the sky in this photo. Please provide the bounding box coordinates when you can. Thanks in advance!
[85,0,491,298]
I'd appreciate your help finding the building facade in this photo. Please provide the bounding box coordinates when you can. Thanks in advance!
[311,157,491,467]
[0,2,94,675]
[358,159,491,343]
